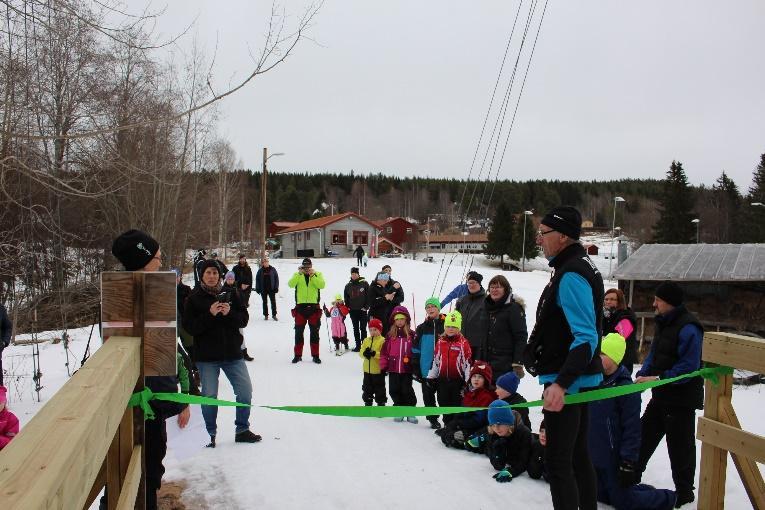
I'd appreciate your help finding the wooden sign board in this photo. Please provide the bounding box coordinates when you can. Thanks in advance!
[101,271,177,377]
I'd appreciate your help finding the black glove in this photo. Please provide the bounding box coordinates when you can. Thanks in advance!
[618,459,639,488]
[363,347,373,359]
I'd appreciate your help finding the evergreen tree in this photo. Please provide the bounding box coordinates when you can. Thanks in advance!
[744,153,765,242]
[509,212,539,265]
[711,171,741,242]
[485,202,514,267]
[652,161,697,243]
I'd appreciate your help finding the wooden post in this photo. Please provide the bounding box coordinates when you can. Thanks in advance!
[697,368,731,510]
[101,271,177,510]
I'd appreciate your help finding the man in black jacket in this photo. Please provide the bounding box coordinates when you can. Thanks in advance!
[368,271,403,334]
[233,254,253,305]
[455,272,487,352]
[111,229,190,510]
[184,259,261,447]
[523,206,603,510]
[344,267,369,351]
[255,258,279,320]
[0,303,12,386]
[635,282,703,508]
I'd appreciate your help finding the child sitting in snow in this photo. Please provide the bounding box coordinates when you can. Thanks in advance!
[476,400,532,483]
[379,306,417,423]
[359,318,387,406]
[323,295,350,354]
[494,372,531,429]
[440,360,497,449]
[0,386,19,451]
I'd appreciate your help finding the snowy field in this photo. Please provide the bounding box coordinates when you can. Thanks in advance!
[4,253,763,509]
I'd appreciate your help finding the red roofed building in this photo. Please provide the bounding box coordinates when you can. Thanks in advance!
[276,212,380,258]
[374,217,417,253]
[268,221,298,238]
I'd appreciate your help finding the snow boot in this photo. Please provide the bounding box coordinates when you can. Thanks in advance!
[674,491,694,508]
[264,315,269,320]
[235,430,262,443]
[242,349,254,362]
[272,315,278,321]
[205,435,216,448]
[393,416,404,423]
[292,356,302,363]
[351,345,361,352]
[312,356,322,364]
[428,418,442,430]
[406,416,419,424]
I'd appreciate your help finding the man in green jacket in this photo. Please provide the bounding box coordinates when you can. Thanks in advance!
[288,258,326,364]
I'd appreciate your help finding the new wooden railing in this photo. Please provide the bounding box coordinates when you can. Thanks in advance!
[698,332,765,509]
[0,271,176,510]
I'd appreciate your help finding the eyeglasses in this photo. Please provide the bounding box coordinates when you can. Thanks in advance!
[488,285,504,291]
[536,228,556,237]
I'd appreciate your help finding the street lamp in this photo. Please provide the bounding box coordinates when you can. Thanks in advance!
[261,149,285,259]
[462,231,468,255]
[521,210,533,271]
[608,196,626,279]
[691,218,700,244]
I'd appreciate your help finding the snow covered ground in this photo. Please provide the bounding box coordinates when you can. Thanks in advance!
[4,255,763,509]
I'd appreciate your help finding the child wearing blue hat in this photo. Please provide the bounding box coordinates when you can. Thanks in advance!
[495,372,531,429]
[482,400,533,483]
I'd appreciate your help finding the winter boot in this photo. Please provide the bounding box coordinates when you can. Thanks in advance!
[242,349,254,362]
[674,491,694,508]
[393,416,404,423]
[205,435,216,448]
[312,356,322,364]
[235,430,263,443]
[272,315,278,321]
[264,315,269,320]
[292,356,302,363]
[352,345,361,352]
[428,418,442,430]
[406,416,419,424]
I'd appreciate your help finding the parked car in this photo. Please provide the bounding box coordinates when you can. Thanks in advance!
[422,256,434,263]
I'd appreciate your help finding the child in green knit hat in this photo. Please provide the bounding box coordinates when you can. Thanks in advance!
[413,296,446,429]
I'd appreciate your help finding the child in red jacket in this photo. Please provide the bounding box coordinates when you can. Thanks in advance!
[0,386,19,451]
[440,360,497,448]
[426,310,473,424]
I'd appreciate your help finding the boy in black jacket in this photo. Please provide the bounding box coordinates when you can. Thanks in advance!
[494,372,531,429]
[482,400,532,483]
[344,267,369,351]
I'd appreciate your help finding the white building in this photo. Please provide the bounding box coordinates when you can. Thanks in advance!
[419,233,488,253]
[276,212,380,258]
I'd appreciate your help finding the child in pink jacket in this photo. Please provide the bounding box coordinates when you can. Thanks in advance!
[380,305,418,423]
[0,386,19,450]
[323,295,350,354]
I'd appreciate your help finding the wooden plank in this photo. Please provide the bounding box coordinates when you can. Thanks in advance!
[144,327,177,376]
[719,404,765,510]
[101,272,135,323]
[106,428,121,509]
[697,417,765,464]
[118,408,133,487]
[83,461,106,510]
[698,373,730,510]
[143,272,176,322]
[0,337,141,510]
[703,332,765,374]
[115,446,143,510]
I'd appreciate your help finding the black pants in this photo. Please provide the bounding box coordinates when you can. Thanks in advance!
[145,416,168,510]
[261,291,277,317]
[388,373,417,407]
[436,378,464,424]
[357,255,363,266]
[421,377,439,422]
[349,309,367,347]
[240,287,252,306]
[0,349,4,386]
[638,398,697,494]
[543,402,597,510]
[362,372,387,405]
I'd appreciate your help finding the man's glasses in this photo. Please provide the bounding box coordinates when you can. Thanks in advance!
[536,229,555,237]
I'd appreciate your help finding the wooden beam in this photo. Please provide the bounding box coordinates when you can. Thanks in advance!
[0,337,141,510]
[115,446,143,510]
[703,332,765,374]
[698,372,731,510]
[697,417,765,464]
[719,404,765,510]
[83,461,106,510]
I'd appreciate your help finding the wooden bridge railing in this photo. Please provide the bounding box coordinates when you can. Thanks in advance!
[698,332,765,510]
[0,271,176,510]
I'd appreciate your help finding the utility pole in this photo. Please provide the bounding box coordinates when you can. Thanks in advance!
[261,148,268,259]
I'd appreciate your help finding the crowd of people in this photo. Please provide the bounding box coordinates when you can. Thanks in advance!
[0,203,705,510]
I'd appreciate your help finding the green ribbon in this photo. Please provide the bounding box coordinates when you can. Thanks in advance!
[129,365,733,419]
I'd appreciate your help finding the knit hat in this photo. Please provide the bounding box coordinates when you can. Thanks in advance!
[495,372,520,395]
[111,229,159,270]
[424,297,441,310]
[199,259,221,278]
[334,294,343,302]
[368,318,383,333]
[224,271,235,281]
[351,267,360,275]
[302,257,312,267]
[601,332,627,364]
[444,310,462,330]
[655,281,683,307]
[469,361,493,386]
[393,313,406,321]
[376,272,390,281]
[466,271,483,283]
[488,400,515,426]
[388,306,411,325]
[0,386,6,404]
[541,206,582,240]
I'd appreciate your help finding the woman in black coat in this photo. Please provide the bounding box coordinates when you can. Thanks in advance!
[482,275,528,381]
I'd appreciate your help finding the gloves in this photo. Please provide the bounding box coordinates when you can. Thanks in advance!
[618,460,639,488]
[492,470,513,483]
[466,433,486,449]
[512,364,525,379]
[363,348,373,359]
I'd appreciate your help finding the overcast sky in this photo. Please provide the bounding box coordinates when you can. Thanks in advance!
[149,0,765,191]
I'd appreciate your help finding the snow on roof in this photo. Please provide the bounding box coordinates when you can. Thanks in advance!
[276,212,378,235]
[613,243,765,282]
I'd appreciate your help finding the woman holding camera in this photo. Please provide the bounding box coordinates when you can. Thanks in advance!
[183,259,261,447]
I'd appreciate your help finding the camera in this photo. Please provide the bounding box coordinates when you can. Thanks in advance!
[217,291,231,304]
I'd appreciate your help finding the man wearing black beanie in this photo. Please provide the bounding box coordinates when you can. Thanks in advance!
[635,282,702,507]
[523,205,602,510]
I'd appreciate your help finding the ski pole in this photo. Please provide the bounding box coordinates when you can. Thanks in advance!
[322,303,333,352]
